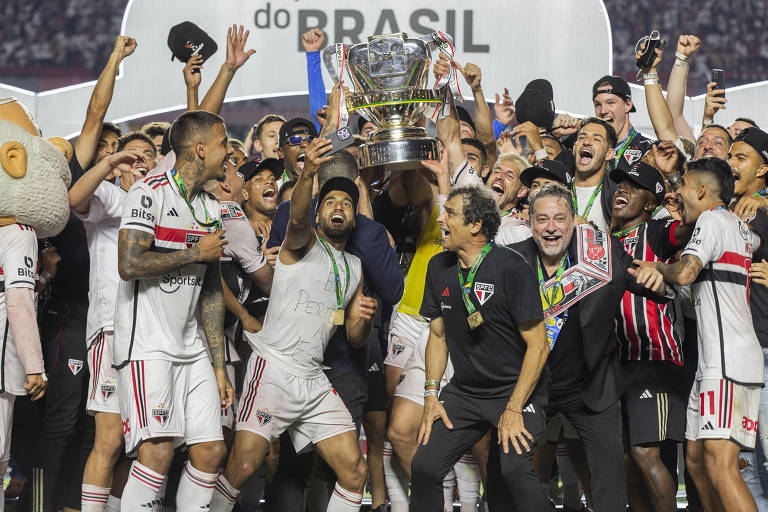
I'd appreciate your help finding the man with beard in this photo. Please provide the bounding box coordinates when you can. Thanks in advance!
[508,183,669,512]
[572,117,618,232]
[695,125,732,160]
[608,162,691,512]
[410,186,551,512]
[278,117,318,181]
[68,133,157,512]
[209,137,377,512]
[485,153,532,245]
[592,75,655,170]
[632,157,763,512]
[115,110,234,510]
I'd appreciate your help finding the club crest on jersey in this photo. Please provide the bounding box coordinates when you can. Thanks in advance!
[391,343,406,357]
[256,408,272,427]
[624,149,642,165]
[68,359,83,375]
[152,403,169,426]
[100,379,116,400]
[623,236,638,254]
[473,283,494,305]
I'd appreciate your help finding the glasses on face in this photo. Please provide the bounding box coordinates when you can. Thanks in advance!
[287,134,313,146]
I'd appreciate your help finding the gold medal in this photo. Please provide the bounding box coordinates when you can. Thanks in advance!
[467,311,484,330]
[333,309,345,326]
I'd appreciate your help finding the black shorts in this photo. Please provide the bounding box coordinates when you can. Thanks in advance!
[621,360,687,448]
[363,362,386,413]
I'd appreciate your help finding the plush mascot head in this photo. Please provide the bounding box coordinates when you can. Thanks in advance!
[0,98,72,238]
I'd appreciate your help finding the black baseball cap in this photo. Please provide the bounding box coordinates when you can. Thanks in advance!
[318,176,359,211]
[456,106,477,134]
[592,75,636,113]
[279,118,317,146]
[167,21,218,63]
[516,79,556,128]
[520,159,573,188]
[734,126,768,164]
[240,158,283,182]
[357,115,376,134]
[610,161,666,204]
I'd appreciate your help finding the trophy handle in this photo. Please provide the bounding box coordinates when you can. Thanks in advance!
[421,31,455,56]
[322,44,347,85]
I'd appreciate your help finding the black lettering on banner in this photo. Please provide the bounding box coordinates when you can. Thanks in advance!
[374,9,401,35]
[297,10,328,51]
[334,10,364,44]
[463,10,489,53]
[409,9,438,36]
[141,195,152,209]
[275,8,290,28]
[446,10,456,39]
[255,2,271,28]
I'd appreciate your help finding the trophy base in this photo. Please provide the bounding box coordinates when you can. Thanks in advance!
[357,127,440,171]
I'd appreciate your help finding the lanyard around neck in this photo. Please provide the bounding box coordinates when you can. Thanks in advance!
[171,169,221,231]
[317,236,351,311]
[457,243,492,315]
[537,253,569,312]
[572,177,604,219]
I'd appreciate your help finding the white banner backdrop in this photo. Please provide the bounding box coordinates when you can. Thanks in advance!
[0,0,766,139]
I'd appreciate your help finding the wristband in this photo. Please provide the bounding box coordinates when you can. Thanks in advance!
[424,379,441,389]
[424,389,439,398]
[644,78,660,86]
[666,173,682,186]
[533,148,548,161]
[642,72,659,79]
[674,51,689,62]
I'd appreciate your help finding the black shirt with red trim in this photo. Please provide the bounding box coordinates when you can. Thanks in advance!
[615,219,684,364]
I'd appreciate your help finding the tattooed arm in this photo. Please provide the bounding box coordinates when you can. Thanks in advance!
[657,253,703,286]
[117,229,227,281]
[201,262,235,409]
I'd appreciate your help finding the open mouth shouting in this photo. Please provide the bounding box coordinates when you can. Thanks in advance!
[577,146,594,167]
[262,187,277,203]
[297,153,305,171]
[731,166,741,186]
[330,211,345,226]
[612,191,630,210]
[540,232,563,249]
[490,179,505,199]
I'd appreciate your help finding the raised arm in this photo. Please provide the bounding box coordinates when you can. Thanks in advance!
[200,262,234,409]
[666,35,700,141]
[458,61,497,169]
[183,54,203,111]
[302,28,328,134]
[198,25,255,115]
[117,228,226,281]
[639,47,677,141]
[280,137,334,262]
[75,35,136,169]
[498,318,549,454]
[68,151,145,213]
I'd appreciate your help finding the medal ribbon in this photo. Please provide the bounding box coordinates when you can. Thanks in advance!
[537,254,568,313]
[613,127,637,164]
[572,177,604,219]
[612,222,642,238]
[170,169,222,232]
[456,243,491,316]
[317,235,351,311]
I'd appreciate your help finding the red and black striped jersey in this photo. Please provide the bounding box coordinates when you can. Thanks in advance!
[615,219,684,365]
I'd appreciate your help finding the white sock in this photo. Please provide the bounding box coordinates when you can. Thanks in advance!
[81,483,111,511]
[175,461,218,511]
[327,483,362,512]
[210,473,240,512]
[121,461,166,512]
[455,455,481,512]
[105,494,121,512]
[383,442,409,512]
[443,468,456,512]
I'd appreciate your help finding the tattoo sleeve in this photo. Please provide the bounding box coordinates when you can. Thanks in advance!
[658,253,703,286]
[200,262,226,368]
[117,229,200,281]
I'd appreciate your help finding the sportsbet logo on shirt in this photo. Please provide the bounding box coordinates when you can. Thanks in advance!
[159,269,203,293]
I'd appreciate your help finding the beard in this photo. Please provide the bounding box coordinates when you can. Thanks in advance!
[533,230,573,258]
[318,217,354,242]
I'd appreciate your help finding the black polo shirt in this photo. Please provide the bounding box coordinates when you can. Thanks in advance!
[420,243,543,397]
[749,210,768,348]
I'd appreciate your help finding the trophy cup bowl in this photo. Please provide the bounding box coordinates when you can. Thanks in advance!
[325,33,446,171]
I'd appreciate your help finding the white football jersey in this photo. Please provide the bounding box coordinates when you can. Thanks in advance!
[74,181,125,342]
[113,170,221,367]
[495,215,532,246]
[0,224,38,395]
[220,201,267,274]
[681,208,763,384]
[245,237,362,378]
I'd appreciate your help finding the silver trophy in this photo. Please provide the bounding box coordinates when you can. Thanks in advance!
[323,32,452,171]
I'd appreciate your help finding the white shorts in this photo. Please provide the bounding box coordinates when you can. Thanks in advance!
[393,325,453,407]
[685,377,760,449]
[384,311,426,369]
[118,358,223,457]
[0,392,15,462]
[236,354,355,453]
[221,364,237,430]
[86,331,119,415]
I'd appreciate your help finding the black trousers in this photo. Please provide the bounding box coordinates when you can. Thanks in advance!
[12,301,93,512]
[410,384,550,512]
[547,391,626,512]
[266,368,367,511]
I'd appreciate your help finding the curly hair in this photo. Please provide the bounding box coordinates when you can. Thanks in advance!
[447,186,501,241]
